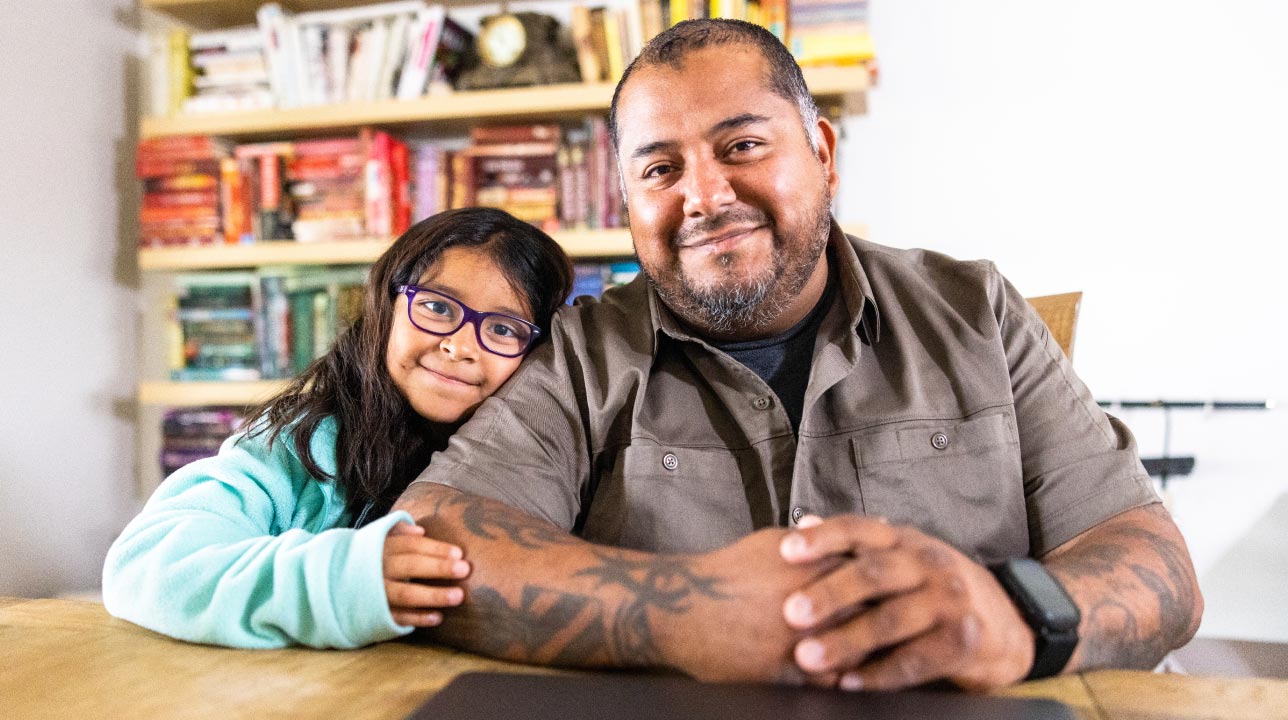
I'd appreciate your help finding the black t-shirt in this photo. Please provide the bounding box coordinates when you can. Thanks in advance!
[713,271,837,434]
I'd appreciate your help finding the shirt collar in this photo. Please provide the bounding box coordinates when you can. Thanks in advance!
[646,220,882,346]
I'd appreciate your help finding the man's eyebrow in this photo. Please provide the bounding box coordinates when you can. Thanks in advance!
[709,113,772,135]
[629,113,773,161]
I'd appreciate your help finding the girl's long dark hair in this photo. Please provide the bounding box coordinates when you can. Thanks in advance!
[243,207,574,522]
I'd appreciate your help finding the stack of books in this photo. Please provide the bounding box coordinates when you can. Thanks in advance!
[572,261,642,301]
[219,128,410,244]
[136,136,232,248]
[255,1,473,110]
[185,26,273,114]
[160,407,247,477]
[170,272,261,381]
[788,0,875,68]
[169,268,370,382]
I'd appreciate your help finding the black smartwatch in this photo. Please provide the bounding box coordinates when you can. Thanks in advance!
[988,558,1080,680]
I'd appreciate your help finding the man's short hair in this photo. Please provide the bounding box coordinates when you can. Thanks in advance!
[608,19,822,155]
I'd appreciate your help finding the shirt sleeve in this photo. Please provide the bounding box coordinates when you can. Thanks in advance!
[412,311,592,530]
[102,422,416,649]
[992,269,1161,555]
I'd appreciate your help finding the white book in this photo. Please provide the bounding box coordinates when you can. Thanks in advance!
[293,0,425,28]
[325,24,352,105]
[395,5,444,100]
[375,12,412,101]
[300,23,327,106]
[345,24,373,103]
[255,3,291,108]
[282,15,310,108]
[189,25,263,52]
[359,18,390,103]
[145,31,171,118]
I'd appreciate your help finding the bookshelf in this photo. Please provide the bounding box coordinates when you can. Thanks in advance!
[138,228,637,270]
[135,2,873,426]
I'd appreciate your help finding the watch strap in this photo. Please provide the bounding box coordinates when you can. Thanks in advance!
[988,559,1080,681]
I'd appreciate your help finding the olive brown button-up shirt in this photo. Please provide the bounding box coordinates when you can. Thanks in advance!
[415,224,1158,562]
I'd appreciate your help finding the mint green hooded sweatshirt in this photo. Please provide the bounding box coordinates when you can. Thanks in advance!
[103,417,418,649]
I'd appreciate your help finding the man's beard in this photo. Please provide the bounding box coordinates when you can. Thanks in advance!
[642,185,833,337]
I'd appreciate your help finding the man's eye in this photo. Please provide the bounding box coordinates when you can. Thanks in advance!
[729,140,760,154]
[643,163,675,179]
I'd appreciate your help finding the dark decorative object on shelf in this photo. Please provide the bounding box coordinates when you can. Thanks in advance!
[456,12,582,91]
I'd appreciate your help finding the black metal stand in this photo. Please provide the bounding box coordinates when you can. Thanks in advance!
[1096,400,1274,488]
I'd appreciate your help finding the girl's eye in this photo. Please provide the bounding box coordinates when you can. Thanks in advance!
[491,323,515,338]
[423,300,453,317]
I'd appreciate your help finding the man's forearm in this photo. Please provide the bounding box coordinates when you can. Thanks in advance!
[392,481,822,681]
[1043,503,1203,671]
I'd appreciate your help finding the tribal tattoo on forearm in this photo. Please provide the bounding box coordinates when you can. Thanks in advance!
[411,485,727,669]
[1048,504,1200,670]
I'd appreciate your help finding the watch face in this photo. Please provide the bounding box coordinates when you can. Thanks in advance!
[480,14,527,68]
[1007,559,1080,631]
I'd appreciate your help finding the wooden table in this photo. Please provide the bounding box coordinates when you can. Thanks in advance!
[2,597,1285,720]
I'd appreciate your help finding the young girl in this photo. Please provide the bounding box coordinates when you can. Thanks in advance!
[103,207,574,649]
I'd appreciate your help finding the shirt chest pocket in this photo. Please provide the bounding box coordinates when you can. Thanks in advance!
[852,412,1028,561]
[581,445,752,554]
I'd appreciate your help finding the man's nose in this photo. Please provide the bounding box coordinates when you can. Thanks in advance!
[681,157,736,218]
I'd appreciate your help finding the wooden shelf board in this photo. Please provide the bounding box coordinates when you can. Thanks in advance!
[139,380,288,407]
[139,229,636,271]
[139,68,868,139]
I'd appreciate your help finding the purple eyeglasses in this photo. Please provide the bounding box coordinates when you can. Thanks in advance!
[394,284,540,358]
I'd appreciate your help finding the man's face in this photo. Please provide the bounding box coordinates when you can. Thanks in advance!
[615,45,840,339]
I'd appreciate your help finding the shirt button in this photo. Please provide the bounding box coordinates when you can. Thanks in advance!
[753,396,772,410]
[791,506,806,523]
[662,452,679,471]
[931,432,950,450]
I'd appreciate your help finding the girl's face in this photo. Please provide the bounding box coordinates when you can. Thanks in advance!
[386,246,534,424]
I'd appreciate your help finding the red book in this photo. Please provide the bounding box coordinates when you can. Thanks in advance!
[140,206,222,223]
[391,138,411,235]
[470,123,562,145]
[363,128,393,236]
[292,137,363,157]
[142,190,220,209]
[138,135,230,155]
[135,158,223,179]
[144,173,219,192]
[220,157,251,245]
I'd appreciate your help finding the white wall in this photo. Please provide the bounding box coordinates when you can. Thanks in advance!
[838,0,1288,640]
[0,1,140,596]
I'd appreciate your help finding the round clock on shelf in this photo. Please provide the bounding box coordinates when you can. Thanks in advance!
[479,13,528,68]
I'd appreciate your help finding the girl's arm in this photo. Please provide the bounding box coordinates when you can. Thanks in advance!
[102,421,458,649]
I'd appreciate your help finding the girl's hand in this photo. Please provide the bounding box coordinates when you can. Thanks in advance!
[383,522,471,627]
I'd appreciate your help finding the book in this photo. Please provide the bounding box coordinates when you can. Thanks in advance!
[571,5,605,83]
[396,5,446,99]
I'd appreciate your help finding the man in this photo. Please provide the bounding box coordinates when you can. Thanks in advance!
[393,19,1201,691]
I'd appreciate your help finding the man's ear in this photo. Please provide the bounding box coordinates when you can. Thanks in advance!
[814,117,840,195]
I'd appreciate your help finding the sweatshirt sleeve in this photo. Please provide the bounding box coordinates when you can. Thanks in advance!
[102,421,417,649]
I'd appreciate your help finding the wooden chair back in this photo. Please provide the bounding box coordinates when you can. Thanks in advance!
[1026,292,1082,360]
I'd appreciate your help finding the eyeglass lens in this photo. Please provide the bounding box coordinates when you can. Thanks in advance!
[408,289,533,356]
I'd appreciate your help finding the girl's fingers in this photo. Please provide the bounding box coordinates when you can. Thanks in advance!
[391,608,443,628]
[384,534,464,560]
[385,580,465,609]
[388,523,426,537]
[385,553,471,581]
